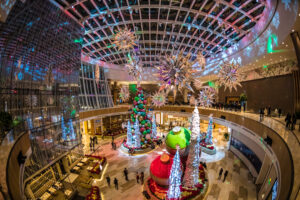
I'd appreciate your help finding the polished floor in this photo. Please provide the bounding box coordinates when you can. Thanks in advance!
[82,124,257,200]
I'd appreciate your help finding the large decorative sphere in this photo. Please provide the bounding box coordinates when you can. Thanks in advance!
[150,154,175,186]
[165,126,191,155]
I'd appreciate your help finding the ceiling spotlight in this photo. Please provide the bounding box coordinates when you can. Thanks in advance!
[292,29,295,32]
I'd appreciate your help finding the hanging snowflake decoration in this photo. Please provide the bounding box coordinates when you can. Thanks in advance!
[151,91,167,107]
[217,61,242,92]
[119,86,130,101]
[25,95,38,107]
[125,53,142,80]
[112,29,138,50]
[154,51,205,99]
[198,87,216,107]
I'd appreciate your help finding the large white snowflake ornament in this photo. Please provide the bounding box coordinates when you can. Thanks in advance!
[154,51,205,99]
[112,29,138,50]
[198,87,216,107]
[151,91,167,107]
[217,61,242,92]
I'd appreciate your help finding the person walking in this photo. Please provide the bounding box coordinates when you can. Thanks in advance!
[140,172,144,184]
[218,168,223,180]
[106,176,111,187]
[285,113,291,129]
[278,108,282,118]
[111,141,114,149]
[223,170,228,182]
[136,172,140,183]
[259,108,264,122]
[114,178,118,190]
[124,168,129,181]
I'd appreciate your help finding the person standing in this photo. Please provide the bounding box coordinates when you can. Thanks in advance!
[106,176,111,187]
[259,108,264,122]
[218,168,223,180]
[114,178,118,190]
[267,106,271,116]
[124,168,129,181]
[140,172,144,184]
[223,170,228,182]
[136,172,140,183]
[285,113,291,129]
[278,108,282,118]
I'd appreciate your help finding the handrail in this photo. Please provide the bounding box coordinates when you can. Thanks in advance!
[5,131,30,200]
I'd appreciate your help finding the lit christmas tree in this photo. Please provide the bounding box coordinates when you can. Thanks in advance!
[183,111,202,188]
[126,120,132,147]
[191,105,200,136]
[192,134,201,185]
[61,116,67,140]
[151,113,157,139]
[134,117,141,148]
[205,115,213,144]
[167,146,182,200]
[131,87,152,144]
[68,118,76,140]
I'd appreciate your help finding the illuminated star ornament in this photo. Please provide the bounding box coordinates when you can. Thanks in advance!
[217,61,242,92]
[151,91,167,107]
[155,51,205,99]
[112,29,137,50]
[198,87,216,107]
[119,86,130,101]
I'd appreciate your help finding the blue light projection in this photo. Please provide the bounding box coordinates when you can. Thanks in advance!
[272,12,280,29]
[282,0,291,10]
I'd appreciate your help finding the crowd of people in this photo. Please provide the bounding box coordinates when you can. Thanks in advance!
[105,169,145,190]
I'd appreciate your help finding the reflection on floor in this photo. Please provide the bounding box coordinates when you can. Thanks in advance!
[82,125,256,200]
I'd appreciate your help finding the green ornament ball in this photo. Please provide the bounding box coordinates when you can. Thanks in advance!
[143,130,147,135]
[141,120,146,125]
[134,97,139,101]
[147,129,150,133]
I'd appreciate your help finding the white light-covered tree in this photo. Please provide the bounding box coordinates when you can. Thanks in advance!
[126,120,132,147]
[68,118,76,140]
[61,116,67,140]
[205,115,213,144]
[191,105,200,136]
[134,117,141,148]
[151,113,157,139]
[167,146,182,200]
[183,125,202,187]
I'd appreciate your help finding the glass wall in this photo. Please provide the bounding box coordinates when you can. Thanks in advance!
[0,0,83,173]
[79,62,113,110]
[230,137,262,173]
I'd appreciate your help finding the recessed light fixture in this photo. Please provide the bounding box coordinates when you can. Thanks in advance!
[292,29,295,32]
